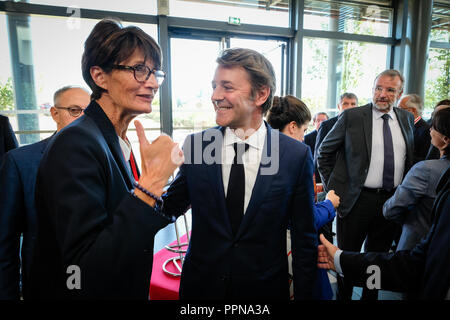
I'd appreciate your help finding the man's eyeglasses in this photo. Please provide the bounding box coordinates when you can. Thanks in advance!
[112,64,166,85]
[55,106,85,117]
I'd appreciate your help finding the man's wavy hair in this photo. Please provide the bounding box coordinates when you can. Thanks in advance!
[216,48,276,115]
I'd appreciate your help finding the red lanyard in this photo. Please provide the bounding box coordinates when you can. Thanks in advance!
[129,150,139,181]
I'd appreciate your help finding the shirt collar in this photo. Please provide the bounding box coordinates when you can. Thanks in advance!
[372,105,396,120]
[118,136,131,162]
[224,121,267,150]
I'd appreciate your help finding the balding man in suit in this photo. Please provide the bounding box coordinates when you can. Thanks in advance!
[317,70,414,300]
[0,86,90,300]
[397,94,430,164]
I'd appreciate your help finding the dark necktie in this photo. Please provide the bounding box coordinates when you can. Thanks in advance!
[226,143,249,235]
[382,114,394,190]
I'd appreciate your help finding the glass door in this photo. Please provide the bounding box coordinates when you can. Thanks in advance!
[170,36,224,145]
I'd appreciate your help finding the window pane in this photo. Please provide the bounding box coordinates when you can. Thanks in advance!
[431,4,450,42]
[170,37,221,146]
[27,0,157,15]
[424,47,450,116]
[1,13,160,147]
[304,0,392,37]
[230,37,287,97]
[169,0,290,28]
[302,37,388,121]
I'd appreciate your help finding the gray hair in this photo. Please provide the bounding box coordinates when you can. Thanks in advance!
[339,92,358,105]
[374,69,405,92]
[53,86,89,106]
[402,94,424,115]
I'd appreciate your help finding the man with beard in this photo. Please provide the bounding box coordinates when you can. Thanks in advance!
[317,69,414,300]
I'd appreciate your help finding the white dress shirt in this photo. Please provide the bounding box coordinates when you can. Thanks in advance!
[222,122,266,215]
[364,107,407,188]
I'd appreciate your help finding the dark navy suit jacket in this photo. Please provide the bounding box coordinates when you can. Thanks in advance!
[413,118,431,164]
[340,167,450,299]
[0,115,18,160]
[0,138,50,299]
[162,123,318,300]
[29,101,171,299]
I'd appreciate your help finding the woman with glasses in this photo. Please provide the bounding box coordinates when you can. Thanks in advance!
[30,19,182,299]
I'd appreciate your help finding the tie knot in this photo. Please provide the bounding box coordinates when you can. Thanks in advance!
[382,114,390,121]
[233,143,249,164]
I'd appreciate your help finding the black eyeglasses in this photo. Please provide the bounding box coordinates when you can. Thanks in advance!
[111,64,166,85]
[55,105,85,117]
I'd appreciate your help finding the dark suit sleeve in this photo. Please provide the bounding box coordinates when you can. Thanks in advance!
[0,154,23,300]
[290,149,318,299]
[340,229,432,293]
[383,161,429,223]
[161,136,193,218]
[313,123,327,165]
[316,116,346,190]
[1,116,18,154]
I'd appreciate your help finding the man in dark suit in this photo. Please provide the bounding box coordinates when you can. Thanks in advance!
[0,114,18,159]
[317,167,450,300]
[317,70,415,300]
[397,94,431,163]
[0,86,90,299]
[304,112,328,158]
[145,48,317,299]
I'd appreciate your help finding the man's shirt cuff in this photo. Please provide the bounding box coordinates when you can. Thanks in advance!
[335,249,344,276]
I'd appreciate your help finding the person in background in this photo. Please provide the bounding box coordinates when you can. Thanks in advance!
[29,19,181,299]
[314,92,358,167]
[382,107,450,299]
[317,70,414,300]
[304,111,329,158]
[0,114,18,160]
[267,95,340,300]
[0,86,90,300]
[426,99,450,160]
[318,162,450,300]
[397,94,431,163]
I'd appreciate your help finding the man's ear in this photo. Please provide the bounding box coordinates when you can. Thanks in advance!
[50,106,60,126]
[254,86,271,108]
[90,66,108,91]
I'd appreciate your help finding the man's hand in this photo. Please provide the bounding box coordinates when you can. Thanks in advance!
[325,190,340,208]
[134,120,184,206]
[317,234,339,271]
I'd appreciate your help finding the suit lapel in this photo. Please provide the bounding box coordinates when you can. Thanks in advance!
[204,127,232,232]
[84,101,135,190]
[235,123,280,239]
[362,104,373,161]
[394,107,414,169]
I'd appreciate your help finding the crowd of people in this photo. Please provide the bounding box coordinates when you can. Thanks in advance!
[0,18,449,300]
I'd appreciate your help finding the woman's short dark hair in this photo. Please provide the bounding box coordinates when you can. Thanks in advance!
[266,95,311,131]
[216,48,276,115]
[432,107,450,155]
[82,18,162,100]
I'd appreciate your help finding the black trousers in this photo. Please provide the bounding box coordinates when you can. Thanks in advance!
[336,188,398,300]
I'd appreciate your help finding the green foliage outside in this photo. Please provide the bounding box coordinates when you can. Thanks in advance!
[0,77,14,111]
[424,29,450,114]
